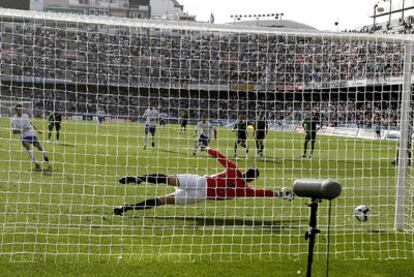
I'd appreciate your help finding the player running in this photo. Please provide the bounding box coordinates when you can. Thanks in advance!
[233,113,249,157]
[11,103,49,171]
[254,112,268,157]
[113,148,293,215]
[143,104,159,149]
[302,112,320,158]
[193,114,217,155]
[47,111,62,144]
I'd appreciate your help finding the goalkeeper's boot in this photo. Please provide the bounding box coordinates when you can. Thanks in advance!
[113,206,126,216]
[119,177,143,185]
[280,187,294,201]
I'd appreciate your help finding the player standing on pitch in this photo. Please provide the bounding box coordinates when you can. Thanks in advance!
[233,113,249,157]
[179,110,189,133]
[143,104,159,149]
[254,112,268,157]
[193,114,217,155]
[47,111,62,144]
[97,108,105,128]
[11,103,49,171]
[302,112,320,158]
[113,148,293,215]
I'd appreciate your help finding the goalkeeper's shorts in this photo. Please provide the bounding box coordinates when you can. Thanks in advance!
[171,174,208,205]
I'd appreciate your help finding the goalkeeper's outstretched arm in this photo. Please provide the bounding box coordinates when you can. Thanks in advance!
[207,148,237,169]
[241,187,293,200]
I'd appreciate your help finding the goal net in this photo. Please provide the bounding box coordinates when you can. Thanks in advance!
[0,8,413,263]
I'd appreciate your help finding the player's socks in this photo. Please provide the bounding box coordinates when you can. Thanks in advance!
[193,142,198,155]
[131,198,162,210]
[144,134,148,148]
[119,177,143,184]
[152,142,155,147]
[141,174,168,184]
[234,142,238,157]
[56,131,60,141]
[27,149,37,162]
[113,198,162,215]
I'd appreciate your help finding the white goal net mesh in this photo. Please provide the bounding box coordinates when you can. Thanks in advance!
[0,8,413,262]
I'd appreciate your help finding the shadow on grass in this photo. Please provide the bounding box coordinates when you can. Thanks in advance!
[257,156,286,165]
[368,229,391,234]
[128,215,301,232]
[262,156,367,167]
[159,149,180,155]
[55,143,75,148]
[41,166,54,176]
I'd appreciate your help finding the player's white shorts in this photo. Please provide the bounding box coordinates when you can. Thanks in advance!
[171,174,208,205]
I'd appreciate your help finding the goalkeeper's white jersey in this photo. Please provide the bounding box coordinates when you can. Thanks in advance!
[143,108,159,126]
[196,121,215,138]
[11,114,37,138]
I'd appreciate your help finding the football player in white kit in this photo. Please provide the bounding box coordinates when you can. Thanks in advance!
[193,114,217,155]
[142,104,159,149]
[11,103,49,170]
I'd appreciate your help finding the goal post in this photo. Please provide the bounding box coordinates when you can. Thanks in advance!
[394,41,412,232]
[0,7,413,262]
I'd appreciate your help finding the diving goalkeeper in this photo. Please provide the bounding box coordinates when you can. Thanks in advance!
[113,148,293,215]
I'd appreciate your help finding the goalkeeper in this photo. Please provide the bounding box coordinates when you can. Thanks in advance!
[113,148,293,215]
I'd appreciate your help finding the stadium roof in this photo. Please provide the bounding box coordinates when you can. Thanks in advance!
[0,8,409,42]
[230,19,318,31]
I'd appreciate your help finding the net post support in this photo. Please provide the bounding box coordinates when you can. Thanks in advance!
[305,198,321,277]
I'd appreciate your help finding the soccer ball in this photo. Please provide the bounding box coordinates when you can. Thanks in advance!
[354,205,371,222]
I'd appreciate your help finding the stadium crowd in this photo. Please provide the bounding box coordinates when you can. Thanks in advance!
[0,18,403,129]
[1,84,400,128]
[0,20,406,91]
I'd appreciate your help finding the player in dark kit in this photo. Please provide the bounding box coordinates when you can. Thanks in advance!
[302,112,320,158]
[233,113,249,157]
[180,111,188,133]
[113,148,293,215]
[254,112,268,157]
[47,111,62,144]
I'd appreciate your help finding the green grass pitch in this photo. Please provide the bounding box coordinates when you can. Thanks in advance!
[0,118,413,276]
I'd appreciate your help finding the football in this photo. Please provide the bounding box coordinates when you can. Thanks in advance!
[354,205,371,222]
